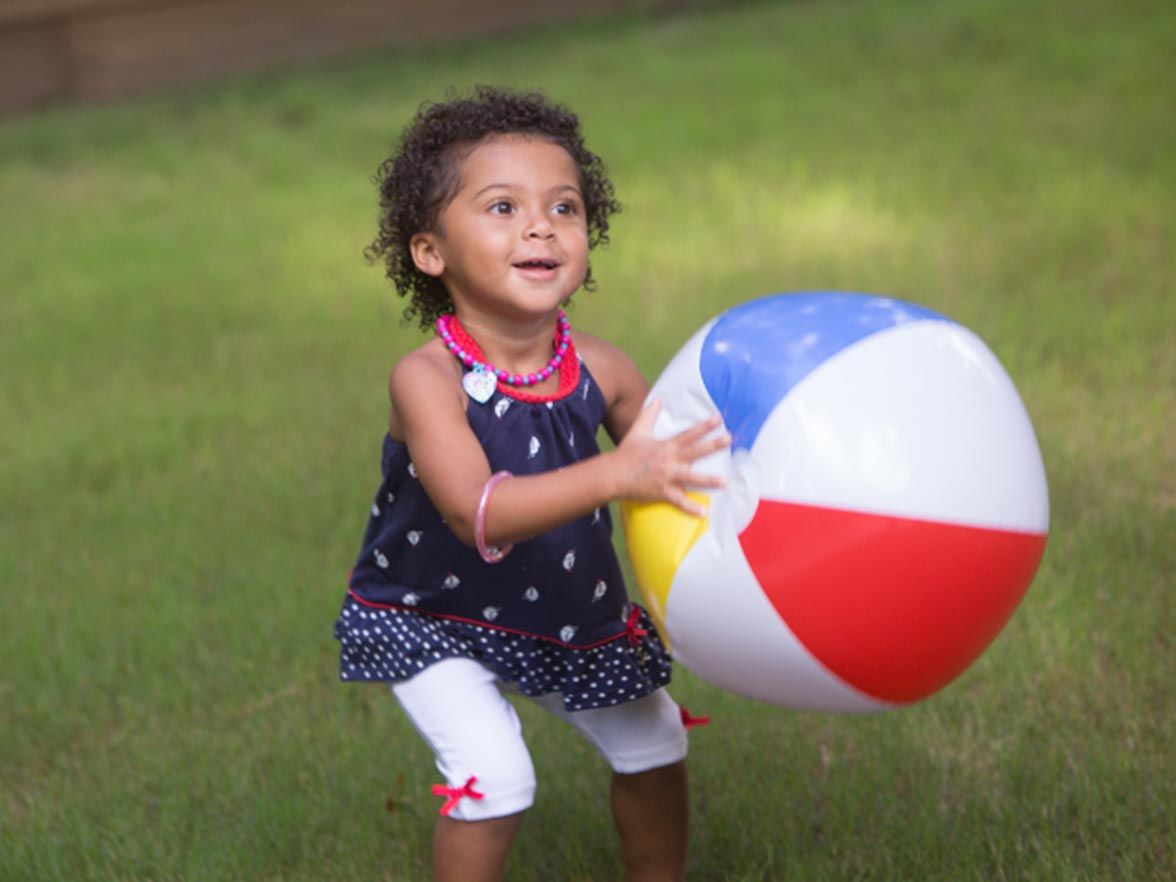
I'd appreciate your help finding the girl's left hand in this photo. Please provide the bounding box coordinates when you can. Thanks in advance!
[609,399,729,516]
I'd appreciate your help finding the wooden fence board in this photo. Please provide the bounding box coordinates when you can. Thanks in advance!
[1,0,666,113]
[0,21,67,111]
[0,0,160,27]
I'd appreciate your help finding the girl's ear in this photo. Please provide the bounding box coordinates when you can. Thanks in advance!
[410,232,446,278]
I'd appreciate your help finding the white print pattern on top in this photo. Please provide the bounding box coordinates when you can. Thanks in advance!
[443,574,460,589]
[593,580,608,602]
[407,462,417,478]
[483,606,500,622]
[528,436,541,459]
[524,586,540,601]
[386,491,395,504]
[373,549,389,569]
[563,549,576,572]
[371,502,380,517]
[494,398,511,418]
[406,530,422,546]
[559,625,578,643]
[592,508,602,525]
[402,592,419,605]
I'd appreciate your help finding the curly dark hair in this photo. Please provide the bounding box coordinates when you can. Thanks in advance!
[365,86,621,329]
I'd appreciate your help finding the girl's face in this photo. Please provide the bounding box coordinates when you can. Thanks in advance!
[411,134,590,324]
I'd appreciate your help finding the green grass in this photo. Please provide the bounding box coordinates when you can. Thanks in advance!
[1,0,1172,878]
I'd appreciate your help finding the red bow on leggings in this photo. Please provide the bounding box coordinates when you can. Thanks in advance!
[432,776,485,816]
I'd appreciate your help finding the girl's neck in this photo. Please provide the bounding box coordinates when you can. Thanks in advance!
[452,311,562,376]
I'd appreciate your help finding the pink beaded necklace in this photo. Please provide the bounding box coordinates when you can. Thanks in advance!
[435,311,572,404]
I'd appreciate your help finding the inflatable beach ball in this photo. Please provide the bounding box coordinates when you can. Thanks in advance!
[621,292,1049,711]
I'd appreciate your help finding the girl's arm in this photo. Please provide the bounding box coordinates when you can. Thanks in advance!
[582,334,650,446]
[389,339,726,550]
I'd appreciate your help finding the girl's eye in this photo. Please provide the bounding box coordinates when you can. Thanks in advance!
[489,201,514,215]
[553,201,580,216]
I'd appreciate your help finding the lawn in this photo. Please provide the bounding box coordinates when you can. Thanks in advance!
[1,0,1172,879]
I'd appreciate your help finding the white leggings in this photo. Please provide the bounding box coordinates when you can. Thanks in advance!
[392,657,689,821]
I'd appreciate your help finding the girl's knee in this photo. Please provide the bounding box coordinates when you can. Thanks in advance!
[561,689,688,775]
[436,756,536,821]
[430,715,537,821]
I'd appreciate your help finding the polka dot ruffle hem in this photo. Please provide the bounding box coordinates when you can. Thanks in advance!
[334,596,672,712]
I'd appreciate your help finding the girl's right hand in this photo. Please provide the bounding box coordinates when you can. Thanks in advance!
[611,400,729,517]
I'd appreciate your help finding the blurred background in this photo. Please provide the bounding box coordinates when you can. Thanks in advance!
[2,0,1172,879]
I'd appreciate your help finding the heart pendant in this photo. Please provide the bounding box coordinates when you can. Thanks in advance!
[462,368,497,404]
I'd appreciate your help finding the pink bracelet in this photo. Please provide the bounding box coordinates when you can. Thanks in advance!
[475,471,514,564]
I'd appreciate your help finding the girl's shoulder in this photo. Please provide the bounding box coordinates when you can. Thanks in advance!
[389,336,457,381]
[387,338,465,439]
[571,329,638,380]
[571,329,648,440]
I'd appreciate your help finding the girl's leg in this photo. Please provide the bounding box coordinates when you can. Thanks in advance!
[392,658,537,882]
[531,689,690,882]
[433,812,526,882]
[611,760,688,882]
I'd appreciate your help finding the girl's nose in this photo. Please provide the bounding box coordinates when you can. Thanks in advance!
[524,211,555,239]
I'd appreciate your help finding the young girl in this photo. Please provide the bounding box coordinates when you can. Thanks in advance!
[334,86,727,882]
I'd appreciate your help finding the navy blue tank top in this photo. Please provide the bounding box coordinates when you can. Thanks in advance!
[348,341,629,648]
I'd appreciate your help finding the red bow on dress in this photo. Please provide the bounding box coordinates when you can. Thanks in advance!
[624,607,649,646]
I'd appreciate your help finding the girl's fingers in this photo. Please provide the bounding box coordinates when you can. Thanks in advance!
[692,432,731,457]
[681,469,726,489]
[668,489,708,518]
[674,413,724,444]
[680,432,730,465]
